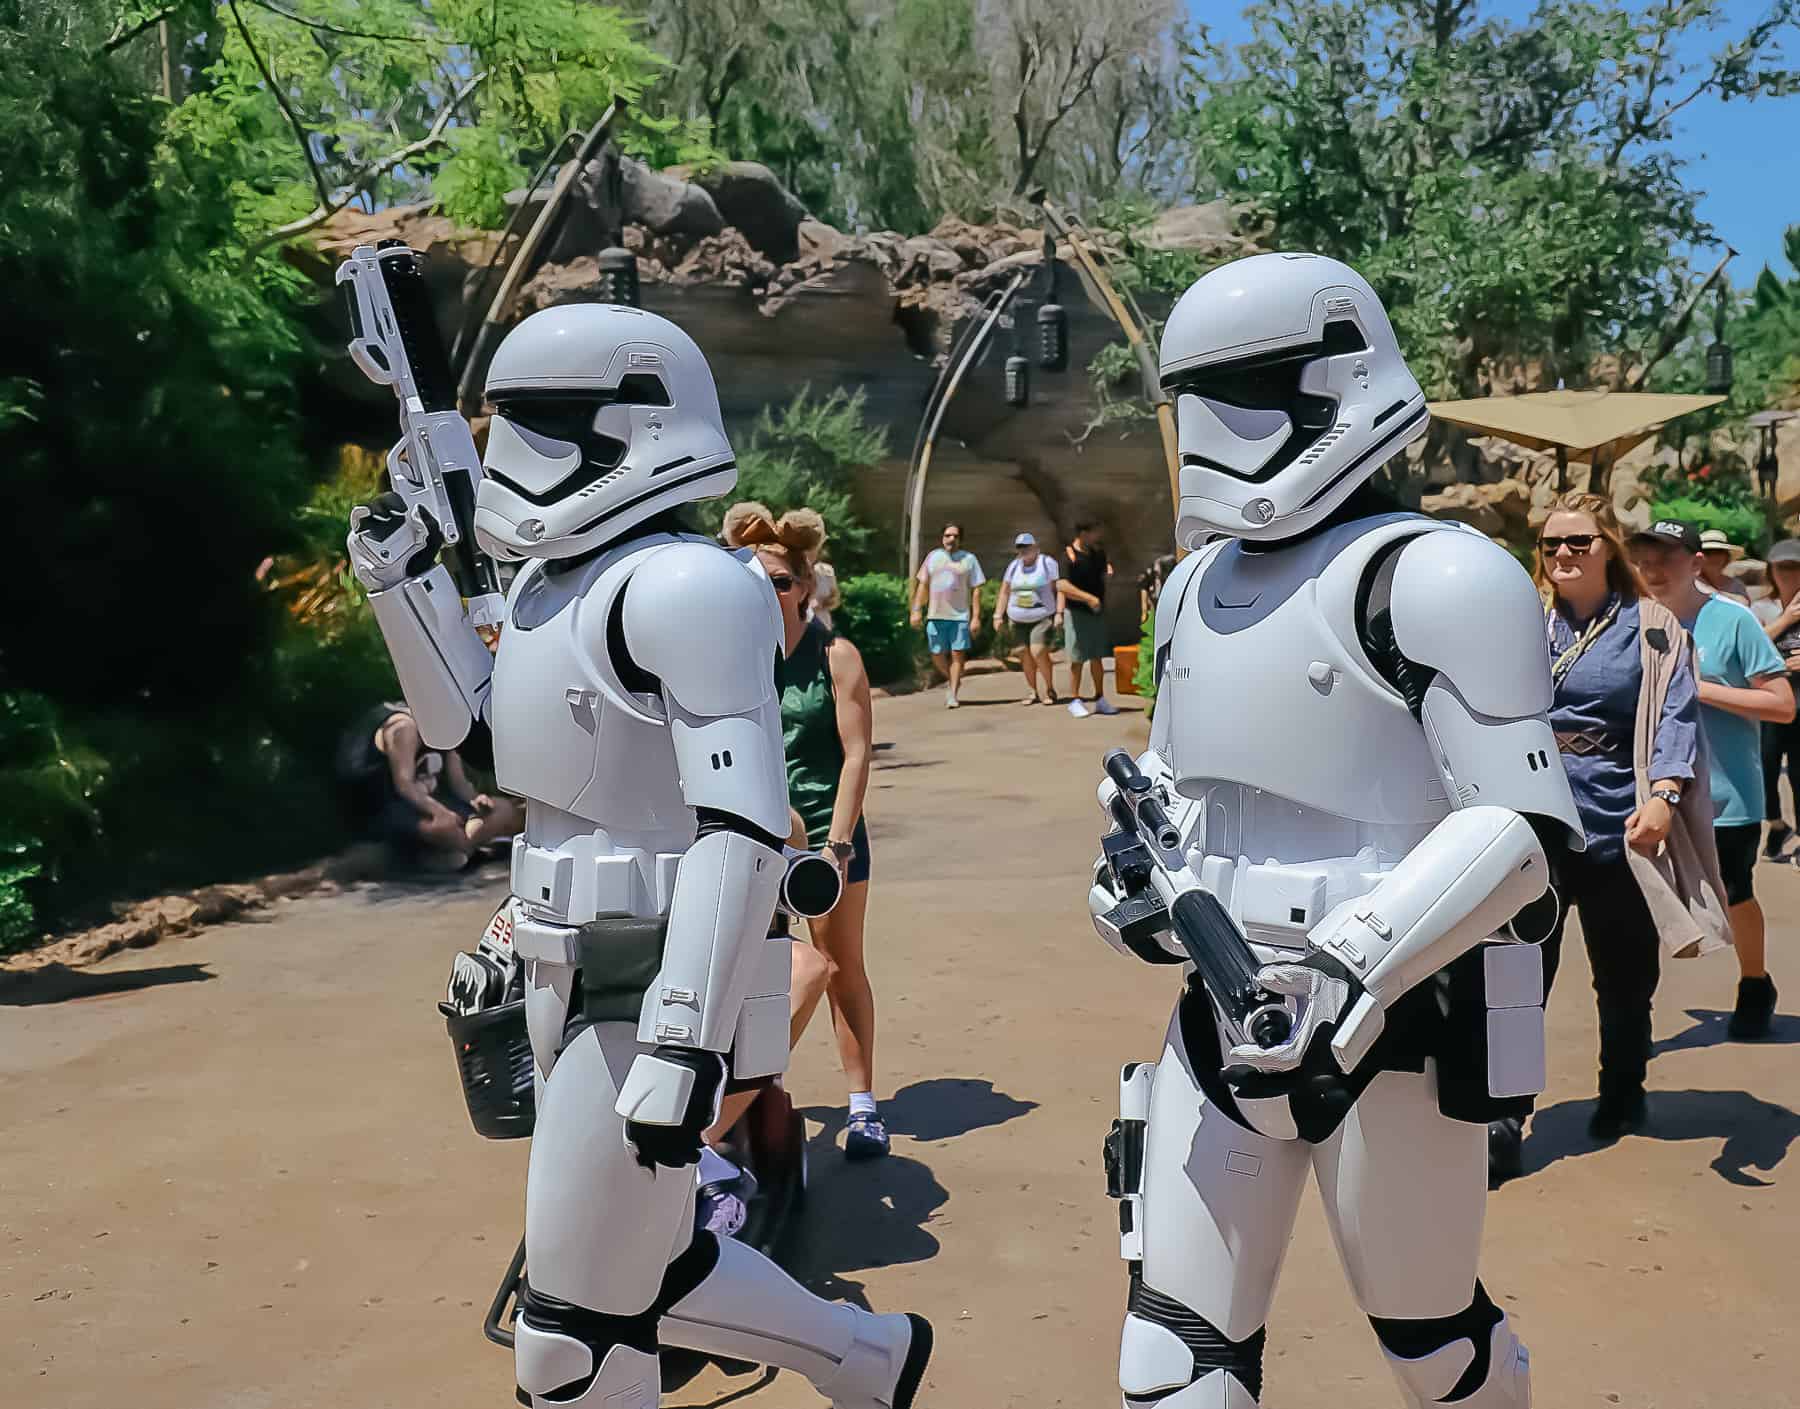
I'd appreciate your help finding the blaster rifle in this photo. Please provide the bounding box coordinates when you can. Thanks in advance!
[337,240,506,628]
[1098,748,1292,1050]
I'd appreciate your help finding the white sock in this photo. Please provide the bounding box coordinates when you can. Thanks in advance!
[698,1145,740,1186]
[848,1091,878,1118]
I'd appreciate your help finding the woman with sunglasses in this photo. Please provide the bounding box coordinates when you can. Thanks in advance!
[731,503,890,1160]
[1489,492,1702,1179]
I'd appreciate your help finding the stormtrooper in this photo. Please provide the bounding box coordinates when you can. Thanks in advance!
[347,303,932,1409]
[1088,254,1582,1409]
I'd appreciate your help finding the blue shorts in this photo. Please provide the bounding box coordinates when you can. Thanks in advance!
[843,816,872,885]
[926,618,971,654]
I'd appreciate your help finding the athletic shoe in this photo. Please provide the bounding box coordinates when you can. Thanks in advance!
[946,691,960,709]
[1093,697,1119,716]
[1766,823,1793,860]
[1067,699,1091,718]
[695,1166,758,1238]
[844,1111,890,1161]
[1728,974,1778,1039]
[1021,695,1039,706]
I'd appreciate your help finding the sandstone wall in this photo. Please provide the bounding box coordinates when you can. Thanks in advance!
[303,165,1266,648]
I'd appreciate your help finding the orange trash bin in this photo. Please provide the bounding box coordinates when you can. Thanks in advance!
[1113,644,1140,695]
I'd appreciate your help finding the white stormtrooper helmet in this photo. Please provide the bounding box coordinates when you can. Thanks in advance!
[474,304,736,560]
[1160,252,1428,546]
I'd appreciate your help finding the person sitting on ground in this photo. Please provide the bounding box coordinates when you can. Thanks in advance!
[1699,528,1753,601]
[1633,518,1793,1041]
[338,702,521,870]
[1754,539,1800,859]
[909,521,984,708]
[992,531,1062,705]
[1058,517,1117,717]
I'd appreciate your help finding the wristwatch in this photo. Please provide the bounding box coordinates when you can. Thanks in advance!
[1650,787,1683,807]
[825,838,856,864]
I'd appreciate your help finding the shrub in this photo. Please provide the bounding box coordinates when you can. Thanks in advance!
[835,573,923,688]
[1134,608,1158,705]
[1647,494,1767,551]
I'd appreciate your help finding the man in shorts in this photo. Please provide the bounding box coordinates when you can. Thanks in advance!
[993,531,1063,704]
[910,521,985,707]
[1633,519,1794,1039]
[1059,518,1117,717]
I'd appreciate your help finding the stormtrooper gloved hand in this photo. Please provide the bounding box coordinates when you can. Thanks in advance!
[615,1047,727,1171]
[1221,952,1367,1108]
[346,491,443,591]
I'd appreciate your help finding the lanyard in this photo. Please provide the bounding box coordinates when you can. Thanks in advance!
[1548,595,1621,692]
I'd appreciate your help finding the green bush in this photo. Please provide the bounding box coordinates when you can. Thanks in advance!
[695,387,892,574]
[1647,495,1767,552]
[835,573,923,688]
[1134,608,1158,706]
[0,863,41,953]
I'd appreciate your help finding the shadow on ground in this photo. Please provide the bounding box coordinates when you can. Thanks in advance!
[1522,1087,1800,1187]
[789,1078,1037,1307]
[1652,1007,1800,1056]
[0,962,216,1007]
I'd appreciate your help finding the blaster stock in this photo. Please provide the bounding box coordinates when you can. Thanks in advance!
[1098,749,1292,1050]
[337,241,506,628]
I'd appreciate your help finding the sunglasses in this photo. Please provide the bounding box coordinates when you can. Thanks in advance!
[768,573,797,593]
[1539,534,1599,554]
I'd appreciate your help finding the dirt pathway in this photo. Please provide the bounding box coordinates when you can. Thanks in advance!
[4,669,1797,1408]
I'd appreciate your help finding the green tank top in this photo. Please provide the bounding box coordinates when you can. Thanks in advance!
[776,620,844,846]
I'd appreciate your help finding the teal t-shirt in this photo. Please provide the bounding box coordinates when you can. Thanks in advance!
[1688,594,1786,826]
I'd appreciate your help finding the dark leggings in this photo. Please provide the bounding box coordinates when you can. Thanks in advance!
[1542,848,1661,1097]
[1763,711,1800,830]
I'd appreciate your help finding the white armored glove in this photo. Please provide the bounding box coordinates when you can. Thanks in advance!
[1224,954,1363,1076]
[347,491,442,591]
[614,1047,727,1170]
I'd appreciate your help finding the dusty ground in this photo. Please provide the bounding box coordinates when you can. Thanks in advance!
[5,668,1798,1409]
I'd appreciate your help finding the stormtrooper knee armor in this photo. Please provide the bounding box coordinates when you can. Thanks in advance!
[351,303,931,1409]
[1090,253,1581,1407]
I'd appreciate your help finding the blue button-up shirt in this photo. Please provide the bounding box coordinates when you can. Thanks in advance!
[1548,595,1698,862]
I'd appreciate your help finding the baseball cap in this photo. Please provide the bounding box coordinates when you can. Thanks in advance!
[1768,539,1800,566]
[1630,519,1701,552]
[1698,528,1743,557]
[1014,532,1036,547]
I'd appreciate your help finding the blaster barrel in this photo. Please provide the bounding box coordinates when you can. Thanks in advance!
[1100,748,1292,1050]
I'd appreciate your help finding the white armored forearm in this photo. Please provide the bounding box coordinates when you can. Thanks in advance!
[637,826,784,1053]
[364,566,495,750]
[1310,805,1549,1070]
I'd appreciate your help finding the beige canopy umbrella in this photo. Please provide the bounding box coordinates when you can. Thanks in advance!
[1428,389,1726,489]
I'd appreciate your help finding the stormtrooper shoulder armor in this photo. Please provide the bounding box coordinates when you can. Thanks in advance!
[1387,529,1550,721]
[620,543,779,719]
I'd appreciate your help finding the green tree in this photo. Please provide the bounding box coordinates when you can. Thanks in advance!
[1178,0,1800,396]
[107,0,710,248]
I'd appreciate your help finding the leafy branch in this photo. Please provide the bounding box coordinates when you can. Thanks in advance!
[243,69,488,259]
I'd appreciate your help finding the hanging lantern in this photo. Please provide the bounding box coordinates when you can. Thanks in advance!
[1004,353,1031,408]
[597,247,640,308]
[1035,301,1068,371]
[1705,286,1734,396]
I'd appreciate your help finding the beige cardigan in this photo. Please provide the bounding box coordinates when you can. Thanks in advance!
[1624,597,1732,959]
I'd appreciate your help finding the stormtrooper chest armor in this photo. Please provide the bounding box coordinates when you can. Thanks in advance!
[491,537,700,924]
[1160,516,1457,950]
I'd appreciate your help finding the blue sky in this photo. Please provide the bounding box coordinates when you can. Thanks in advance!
[1191,0,1800,283]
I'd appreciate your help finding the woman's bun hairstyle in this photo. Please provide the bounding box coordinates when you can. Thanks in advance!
[724,502,827,570]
